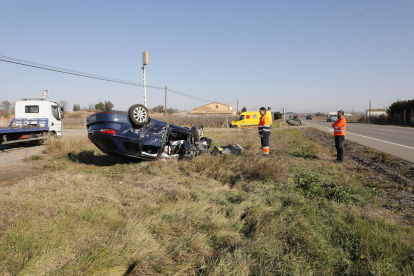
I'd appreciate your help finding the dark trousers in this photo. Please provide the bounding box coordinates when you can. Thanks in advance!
[335,136,345,161]
[261,131,270,154]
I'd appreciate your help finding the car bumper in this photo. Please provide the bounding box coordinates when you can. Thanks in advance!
[88,133,159,160]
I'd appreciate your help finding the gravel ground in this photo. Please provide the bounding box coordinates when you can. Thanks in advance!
[0,129,87,181]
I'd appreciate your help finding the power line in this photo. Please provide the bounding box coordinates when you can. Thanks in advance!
[0,55,211,103]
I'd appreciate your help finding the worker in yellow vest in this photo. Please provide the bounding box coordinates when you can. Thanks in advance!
[332,110,346,163]
[258,107,271,156]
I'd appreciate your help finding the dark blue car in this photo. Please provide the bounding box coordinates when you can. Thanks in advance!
[86,104,211,160]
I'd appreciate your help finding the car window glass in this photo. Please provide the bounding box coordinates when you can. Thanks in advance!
[25,105,39,113]
[51,105,60,120]
[237,115,244,121]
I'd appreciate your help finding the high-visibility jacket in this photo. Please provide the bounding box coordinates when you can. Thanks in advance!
[258,114,271,135]
[332,116,346,136]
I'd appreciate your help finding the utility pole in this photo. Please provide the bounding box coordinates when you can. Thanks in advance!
[237,99,238,114]
[369,100,371,123]
[165,86,167,118]
[142,51,148,107]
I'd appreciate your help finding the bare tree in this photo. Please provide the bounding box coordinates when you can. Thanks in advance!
[10,102,15,115]
[58,100,69,111]
[0,100,12,117]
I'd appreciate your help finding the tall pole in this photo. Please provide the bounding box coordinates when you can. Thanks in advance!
[165,86,167,118]
[237,99,238,114]
[142,51,148,107]
[142,66,146,107]
[369,100,371,123]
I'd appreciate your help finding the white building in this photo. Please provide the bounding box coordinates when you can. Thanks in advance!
[366,109,387,116]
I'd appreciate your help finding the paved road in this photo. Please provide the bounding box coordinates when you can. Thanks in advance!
[302,119,414,163]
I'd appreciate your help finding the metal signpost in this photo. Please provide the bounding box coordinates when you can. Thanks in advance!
[280,108,286,122]
[142,51,148,107]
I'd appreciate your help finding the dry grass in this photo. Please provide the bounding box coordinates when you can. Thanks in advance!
[64,111,96,118]
[0,127,413,275]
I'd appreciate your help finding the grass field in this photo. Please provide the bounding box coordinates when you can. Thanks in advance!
[0,128,413,275]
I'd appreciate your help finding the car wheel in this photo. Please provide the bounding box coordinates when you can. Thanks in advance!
[191,123,203,142]
[232,125,238,129]
[128,104,150,127]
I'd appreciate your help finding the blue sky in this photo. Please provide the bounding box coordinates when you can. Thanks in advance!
[0,0,413,113]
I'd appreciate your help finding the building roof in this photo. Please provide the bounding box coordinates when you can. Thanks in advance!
[366,109,387,111]
[197,102,232,108]
[188,102,233,114]
[204,110,236,114]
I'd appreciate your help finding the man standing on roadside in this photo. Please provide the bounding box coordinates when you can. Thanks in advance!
[259,107,271,156]
[332,110,346,162]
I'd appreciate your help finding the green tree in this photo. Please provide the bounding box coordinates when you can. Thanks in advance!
[95,102,105,111]
[273,112,282,120]
[105,101,114,111]
[73,103,81,111]
[241,107,247,113]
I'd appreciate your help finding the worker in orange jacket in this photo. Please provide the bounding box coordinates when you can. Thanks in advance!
[258,107,271,156]
[332,110,346,163]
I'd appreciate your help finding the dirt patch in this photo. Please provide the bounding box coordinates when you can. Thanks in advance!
[302,128,414,222]
[0,129,87,184]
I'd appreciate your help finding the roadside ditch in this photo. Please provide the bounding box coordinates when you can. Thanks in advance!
[302,128,414,223]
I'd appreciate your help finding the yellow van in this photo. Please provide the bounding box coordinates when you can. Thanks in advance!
[230,110,272,129]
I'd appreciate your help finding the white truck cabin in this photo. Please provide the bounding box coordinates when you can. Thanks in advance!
[14,99,64,136]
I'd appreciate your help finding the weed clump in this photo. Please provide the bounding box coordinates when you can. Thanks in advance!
[294,173,360,203]
[288,143,320,159]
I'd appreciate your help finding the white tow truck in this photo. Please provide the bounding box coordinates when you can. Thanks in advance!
[0,92,64,146]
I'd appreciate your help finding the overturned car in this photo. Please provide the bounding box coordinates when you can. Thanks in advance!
[87,104,211,160]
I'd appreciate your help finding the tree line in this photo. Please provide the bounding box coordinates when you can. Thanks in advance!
[387,99,414,125]
[148,105,179,115]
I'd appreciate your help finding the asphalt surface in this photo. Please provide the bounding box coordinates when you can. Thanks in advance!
[302,119,414,163]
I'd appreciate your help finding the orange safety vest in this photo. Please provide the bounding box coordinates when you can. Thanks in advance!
[332,116,346,136]
[258,114,271,135]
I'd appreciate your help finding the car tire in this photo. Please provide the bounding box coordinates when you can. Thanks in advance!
[191,123,203,142]
[128,104,150,127]
[232,125,238,129]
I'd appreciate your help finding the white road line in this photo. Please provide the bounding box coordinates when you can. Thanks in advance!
[303,122,414,151]
[345,132,414,150]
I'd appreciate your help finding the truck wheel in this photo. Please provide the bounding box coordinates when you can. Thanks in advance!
[191,123,203,142]
[128,104,149,127]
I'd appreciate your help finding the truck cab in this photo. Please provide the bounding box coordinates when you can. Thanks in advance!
[14,99,64,136]
[327,114,338,122]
